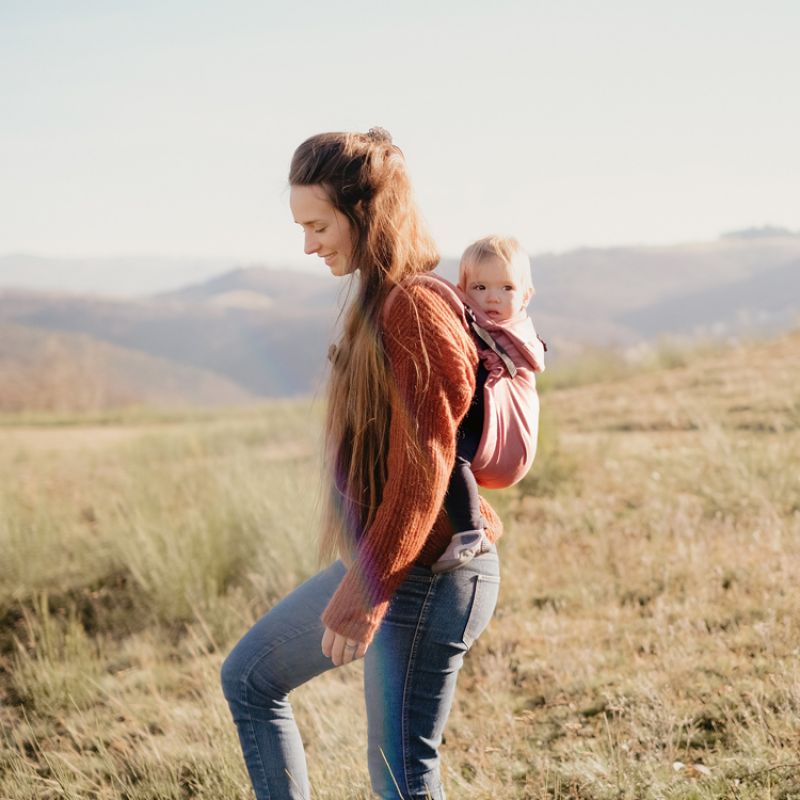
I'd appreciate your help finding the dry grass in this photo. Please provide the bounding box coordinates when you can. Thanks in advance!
[1,332,799,799]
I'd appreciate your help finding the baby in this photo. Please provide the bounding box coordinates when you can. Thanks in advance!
[433,235,537,573]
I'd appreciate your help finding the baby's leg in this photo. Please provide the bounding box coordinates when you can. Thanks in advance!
[435,455,490,574]
[436,362,490,573]
[443,455,484,533]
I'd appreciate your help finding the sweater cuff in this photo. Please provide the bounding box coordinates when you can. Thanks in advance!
[321,568,389,644]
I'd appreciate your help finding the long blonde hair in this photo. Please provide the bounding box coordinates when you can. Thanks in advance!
[289,128,439,563]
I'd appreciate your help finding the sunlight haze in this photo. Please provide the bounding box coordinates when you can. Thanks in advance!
[1,0,798,283]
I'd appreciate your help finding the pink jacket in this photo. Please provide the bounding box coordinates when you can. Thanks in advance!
[384,273,546,489]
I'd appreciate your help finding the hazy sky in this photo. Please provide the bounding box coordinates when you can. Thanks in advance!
[1,0,798,271]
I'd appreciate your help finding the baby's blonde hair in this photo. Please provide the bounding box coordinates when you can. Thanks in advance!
[458,235,535,296]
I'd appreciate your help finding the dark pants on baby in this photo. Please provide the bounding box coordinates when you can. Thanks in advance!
[445,362,488,532]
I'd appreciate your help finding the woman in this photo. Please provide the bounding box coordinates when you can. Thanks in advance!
[221,128,503,800]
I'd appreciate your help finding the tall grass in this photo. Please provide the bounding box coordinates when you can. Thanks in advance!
[515,407,578,499]
[11,594,104,714]
[112,446,320,627]
[2,333,800,798]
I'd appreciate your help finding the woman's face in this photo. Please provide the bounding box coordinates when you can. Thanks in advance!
[290,184,355,277]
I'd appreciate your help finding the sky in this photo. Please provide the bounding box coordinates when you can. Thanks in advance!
[1,0,798,277]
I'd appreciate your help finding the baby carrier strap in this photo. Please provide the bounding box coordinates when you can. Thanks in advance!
[383,272,542,490]
[382,272,519,378]
[469,318,518,378]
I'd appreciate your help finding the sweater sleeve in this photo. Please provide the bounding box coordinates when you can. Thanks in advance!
[321,283,477,643]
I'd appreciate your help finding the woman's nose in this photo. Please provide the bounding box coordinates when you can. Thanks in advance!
[304,232,320,255]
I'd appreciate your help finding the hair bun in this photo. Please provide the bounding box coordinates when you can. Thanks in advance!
[366,127,392,143]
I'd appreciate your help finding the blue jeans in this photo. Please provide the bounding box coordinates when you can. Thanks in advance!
[221,547,500,799]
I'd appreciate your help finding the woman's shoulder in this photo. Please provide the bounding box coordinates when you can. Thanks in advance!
[382,274,469,338]
[382,276,477,403]
[382,278,477,385]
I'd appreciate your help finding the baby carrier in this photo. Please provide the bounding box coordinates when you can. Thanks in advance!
[384,272,546,489]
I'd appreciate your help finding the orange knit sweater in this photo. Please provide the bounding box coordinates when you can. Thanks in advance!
[321,281,504,644]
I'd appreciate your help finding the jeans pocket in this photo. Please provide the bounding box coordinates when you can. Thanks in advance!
[461,574,501,648]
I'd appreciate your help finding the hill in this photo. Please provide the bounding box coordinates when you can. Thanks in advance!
[0,253,234,296]
[619,257,800,337]
[1,331,798,798]
[1,233,799,409]
[0,282,338,399]
[0,322,253,412]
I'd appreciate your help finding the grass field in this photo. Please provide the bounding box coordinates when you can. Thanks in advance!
[1,333,799,799]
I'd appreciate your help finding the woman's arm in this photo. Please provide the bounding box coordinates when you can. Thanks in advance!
[321,283,477,645]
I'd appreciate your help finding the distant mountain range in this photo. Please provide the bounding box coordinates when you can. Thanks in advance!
[1,230,798,410]
[0,254,237,297]
[0,322,252,412]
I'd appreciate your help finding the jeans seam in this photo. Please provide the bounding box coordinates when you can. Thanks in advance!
[400,576,437,796]
[244,716,271,799]
[462,574,501,649]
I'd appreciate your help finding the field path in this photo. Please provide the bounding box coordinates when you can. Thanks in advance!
[2,422,315,461]
[2,423,179,452]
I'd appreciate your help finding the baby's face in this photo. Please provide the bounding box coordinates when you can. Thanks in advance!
[462,256,528,322]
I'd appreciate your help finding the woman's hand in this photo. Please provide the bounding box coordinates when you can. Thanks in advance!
[321,626,368,666]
